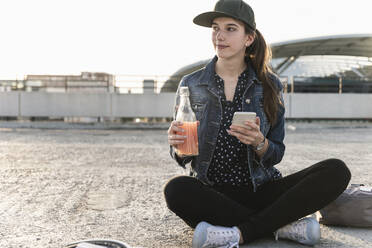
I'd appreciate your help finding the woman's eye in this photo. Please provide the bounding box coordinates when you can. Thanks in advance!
[212,26,219,31]
[227,27,236,32]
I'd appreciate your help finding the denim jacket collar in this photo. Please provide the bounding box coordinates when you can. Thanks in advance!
[197,56,259,88]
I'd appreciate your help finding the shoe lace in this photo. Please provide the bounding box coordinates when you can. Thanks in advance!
[204,228,239,248]
[275,220,308,242]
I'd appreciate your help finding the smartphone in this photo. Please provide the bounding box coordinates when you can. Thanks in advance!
[231,112,256,128]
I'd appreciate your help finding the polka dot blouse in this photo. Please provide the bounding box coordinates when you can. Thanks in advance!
[207,69,251,186]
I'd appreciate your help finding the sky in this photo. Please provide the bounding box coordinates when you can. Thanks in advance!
[0,0,371,79]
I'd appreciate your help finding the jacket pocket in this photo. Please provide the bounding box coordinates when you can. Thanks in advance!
[193,103,206,121]
[190,94,207,122]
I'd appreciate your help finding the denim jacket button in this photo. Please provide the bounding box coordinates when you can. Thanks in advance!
[245,98,251,104]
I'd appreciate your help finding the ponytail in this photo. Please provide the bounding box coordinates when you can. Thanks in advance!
[245,27,281,125]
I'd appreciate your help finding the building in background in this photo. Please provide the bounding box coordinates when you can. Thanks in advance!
[24,72,115,93]
[161,34,372,93]
[0,72,162,94]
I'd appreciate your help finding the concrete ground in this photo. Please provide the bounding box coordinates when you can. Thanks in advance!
[0,121,372,248]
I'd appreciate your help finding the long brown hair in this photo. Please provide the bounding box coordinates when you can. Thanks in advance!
[244,26,281,125]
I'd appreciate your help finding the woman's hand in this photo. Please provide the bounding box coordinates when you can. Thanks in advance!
[227,116,264,147]
[167,121,186,147]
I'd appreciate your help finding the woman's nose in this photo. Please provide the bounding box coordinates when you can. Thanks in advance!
[215,31,224,40]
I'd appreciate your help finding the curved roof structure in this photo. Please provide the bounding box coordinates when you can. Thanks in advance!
[271,34,372,76]
[271,34,372,58]
[161,34,372,92]
[161,59,210,92]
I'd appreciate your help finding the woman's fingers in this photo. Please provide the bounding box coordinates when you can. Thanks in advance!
[228,117,262,145]
[167,121,187,146]
[169,138,186,146]
[171,125,185,134]
[241,118,260,131]
[169,134,187,140]
[168,132,187,146]
[168,121,184,134]
[255,116,260,126]
[229,124,255,135]
[227,129,255,145]
[172,120,183,126]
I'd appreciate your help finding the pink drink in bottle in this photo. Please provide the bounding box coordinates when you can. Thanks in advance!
[175,87,199,156]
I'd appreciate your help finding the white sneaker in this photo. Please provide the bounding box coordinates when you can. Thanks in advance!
[274,217,320,246]
[192,221,240,248]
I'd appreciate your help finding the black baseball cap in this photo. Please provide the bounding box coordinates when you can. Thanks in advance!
[193,0,256,30]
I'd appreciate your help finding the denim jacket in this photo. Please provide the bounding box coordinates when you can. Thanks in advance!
[170,56,285,192]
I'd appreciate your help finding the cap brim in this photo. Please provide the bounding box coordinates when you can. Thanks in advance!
[193,11,238,27]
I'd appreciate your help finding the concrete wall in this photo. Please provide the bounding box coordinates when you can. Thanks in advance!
[0,92,371,119]
[0,92,19,117]
[19,92,111,117]
[286,94,372,118]
[112,94,174,117]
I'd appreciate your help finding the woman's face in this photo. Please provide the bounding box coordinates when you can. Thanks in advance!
[211,17,254,60]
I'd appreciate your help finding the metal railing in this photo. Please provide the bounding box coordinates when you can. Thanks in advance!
[281,76,372,94]
[1,75,372,94]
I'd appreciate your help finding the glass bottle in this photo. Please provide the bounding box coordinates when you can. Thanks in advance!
[175,86,199,156]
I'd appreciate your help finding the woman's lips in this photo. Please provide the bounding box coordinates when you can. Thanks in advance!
[217,45,228,49]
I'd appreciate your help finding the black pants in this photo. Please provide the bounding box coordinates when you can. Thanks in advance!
[163,158,351,244]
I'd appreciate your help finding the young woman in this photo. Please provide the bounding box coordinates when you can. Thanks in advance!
[165,0,351,247]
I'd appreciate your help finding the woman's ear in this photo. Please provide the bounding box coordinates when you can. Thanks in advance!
[245,35,255,47]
